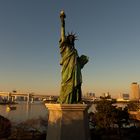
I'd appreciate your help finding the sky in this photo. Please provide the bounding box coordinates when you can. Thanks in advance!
[0,0,140,97]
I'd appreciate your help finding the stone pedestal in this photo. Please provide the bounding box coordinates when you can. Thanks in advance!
[45,104,90,140]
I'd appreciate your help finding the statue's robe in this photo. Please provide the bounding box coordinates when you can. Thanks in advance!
[57,39,88,104]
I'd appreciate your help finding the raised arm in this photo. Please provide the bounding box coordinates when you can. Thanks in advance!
[60,10,66,42]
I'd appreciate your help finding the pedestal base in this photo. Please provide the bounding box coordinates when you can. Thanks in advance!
[45,104,90,140]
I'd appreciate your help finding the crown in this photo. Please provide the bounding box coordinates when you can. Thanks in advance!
[67,32,78,40]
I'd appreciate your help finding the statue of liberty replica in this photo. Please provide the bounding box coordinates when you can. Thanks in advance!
[57,10,89,104]
[46,11,90,140]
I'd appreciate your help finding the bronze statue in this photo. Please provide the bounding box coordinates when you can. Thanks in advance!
[57,10,89,104]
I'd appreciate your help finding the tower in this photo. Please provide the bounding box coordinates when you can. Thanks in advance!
[130,82,140,101]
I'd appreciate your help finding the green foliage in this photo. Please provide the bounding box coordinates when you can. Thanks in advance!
[89,99,129,130]
[127,101,140,111]
[112,107,129,128]
[95,99,116,129]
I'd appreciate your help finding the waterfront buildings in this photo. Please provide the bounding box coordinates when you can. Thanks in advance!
[116,93,129,102]
[86,92,95,97]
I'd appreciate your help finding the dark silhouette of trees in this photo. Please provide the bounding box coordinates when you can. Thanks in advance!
[91,99,129,129]
[89,99,131,140]
[0,115,11,138]
[127,101,140,111]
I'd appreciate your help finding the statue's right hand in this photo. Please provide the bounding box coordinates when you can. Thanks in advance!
[60,10,66,18]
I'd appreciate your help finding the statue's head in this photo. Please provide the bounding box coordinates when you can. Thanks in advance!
[66,32,77,45]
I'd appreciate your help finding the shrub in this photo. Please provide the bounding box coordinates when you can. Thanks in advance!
[0,115,11,138]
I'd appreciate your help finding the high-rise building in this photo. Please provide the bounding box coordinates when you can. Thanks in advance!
[130,82,140,100]
[122,93,129,100]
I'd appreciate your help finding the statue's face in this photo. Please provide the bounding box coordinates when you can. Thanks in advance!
[68,35,75,44]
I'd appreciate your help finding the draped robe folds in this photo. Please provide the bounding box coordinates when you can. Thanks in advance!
[57,40,88,104]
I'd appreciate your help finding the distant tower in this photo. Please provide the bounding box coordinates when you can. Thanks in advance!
[122,93,129,100]
[130,82,140,101]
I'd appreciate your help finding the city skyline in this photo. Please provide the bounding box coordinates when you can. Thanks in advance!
[0,0,140,97]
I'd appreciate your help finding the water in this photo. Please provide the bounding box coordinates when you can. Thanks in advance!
[0,102,48,123]
[0,102,127,123]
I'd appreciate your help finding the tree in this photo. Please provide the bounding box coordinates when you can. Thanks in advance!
[127,101,140,111]
[112,107,129,128]
[95,99,116,129]
[90,99,129,130]
[112,107,129,137]
[0,115,11,138]
[127,101,140,128]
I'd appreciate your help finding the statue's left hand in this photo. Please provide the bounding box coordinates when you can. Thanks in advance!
[79,55,89,69]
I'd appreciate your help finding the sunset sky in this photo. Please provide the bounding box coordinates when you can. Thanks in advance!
[0,0,140,97]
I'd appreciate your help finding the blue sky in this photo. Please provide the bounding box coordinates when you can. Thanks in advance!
[0,0,140,97]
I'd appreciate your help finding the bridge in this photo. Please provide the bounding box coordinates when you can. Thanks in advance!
[0,92,58,103]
